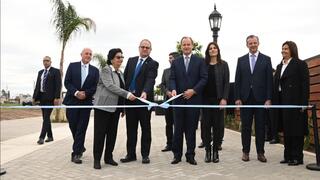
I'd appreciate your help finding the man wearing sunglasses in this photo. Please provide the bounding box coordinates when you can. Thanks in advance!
[121,39,159,164]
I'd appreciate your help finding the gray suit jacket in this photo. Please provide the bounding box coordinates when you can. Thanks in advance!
[94,65,129,112]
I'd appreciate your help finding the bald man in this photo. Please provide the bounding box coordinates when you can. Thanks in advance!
[63,48,99,164]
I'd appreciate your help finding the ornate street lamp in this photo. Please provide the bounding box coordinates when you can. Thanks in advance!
[209,4,222,43]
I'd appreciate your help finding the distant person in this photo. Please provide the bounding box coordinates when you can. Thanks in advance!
[274,41,309,166]
[120,39,159,164]
[63,48,99,164]
[92,48,136,169]
[33,56,61,145]
[169,36,208,165]
[202,42,229,163]
[159,52,180,152]
[234,35,273,163]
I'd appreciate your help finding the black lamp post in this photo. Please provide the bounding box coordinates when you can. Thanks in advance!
[209,4,222,43]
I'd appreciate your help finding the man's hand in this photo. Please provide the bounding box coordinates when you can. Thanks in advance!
[171,90,177,97]
[183,89,195,100]
[140,92,147,100]
[166,91,173,98]
[235,99,242,110]
[264,100,271,108]
[219,99,227,109]
[76,91,86,100]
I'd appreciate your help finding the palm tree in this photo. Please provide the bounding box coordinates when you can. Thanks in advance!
[93,53,108,69]
[50,0,96,121]
[50,0,96,77]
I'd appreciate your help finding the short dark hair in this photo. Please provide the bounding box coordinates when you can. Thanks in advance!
[107,48,122,65]
[204,42,222,65]
[282,41,299,60]
[246,35,259,43]
[169,52,180,59]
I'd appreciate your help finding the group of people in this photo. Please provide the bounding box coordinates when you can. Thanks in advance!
[32,35,309,170]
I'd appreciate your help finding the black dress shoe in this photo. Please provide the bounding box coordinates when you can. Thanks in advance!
[269,139,279,144]
[94,160,101,169]
[37,138,44,145]
[120,155,137,163]
[105,159,118,166]
[142,157,150,164]
[288,160,303,166]
[45,137,54,142]
[71,155,82,164]
[198,142,204,148]
[171,158,181,164]
[186,157,197,165]
[161,146,172,152]
[280,159,290,164]
[79,147,86,158]
[217,145,222,151]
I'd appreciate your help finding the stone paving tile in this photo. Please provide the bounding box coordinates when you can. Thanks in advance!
[1,113,319,180]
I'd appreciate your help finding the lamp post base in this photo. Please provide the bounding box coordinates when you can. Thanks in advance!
[306,163,320,171]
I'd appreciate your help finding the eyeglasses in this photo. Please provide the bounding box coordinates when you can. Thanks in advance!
[115,56,124,59]
[139,46,151,50]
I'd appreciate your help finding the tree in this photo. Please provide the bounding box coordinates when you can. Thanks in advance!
[176,40,204,58]
[93,53,108,69]
[50,0,96,121]
[50,0,96,77]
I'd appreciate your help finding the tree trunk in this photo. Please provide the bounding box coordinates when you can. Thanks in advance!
[52,42,67,123]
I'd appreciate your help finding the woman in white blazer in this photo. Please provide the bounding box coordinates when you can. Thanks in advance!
[93,48,136,169]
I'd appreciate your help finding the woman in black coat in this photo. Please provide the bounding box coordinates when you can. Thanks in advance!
[274,41,309,166]
[202,42,230,163]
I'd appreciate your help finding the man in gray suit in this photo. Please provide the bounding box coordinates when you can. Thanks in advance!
[159,52,180,152]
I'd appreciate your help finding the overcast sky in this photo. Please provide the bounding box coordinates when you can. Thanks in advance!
[1,0,319,97]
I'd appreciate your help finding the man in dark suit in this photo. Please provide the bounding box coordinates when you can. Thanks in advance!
[33,56,62,145]
[120,39,159,164]
[169,37,208,165]
[159,52,180,152]
[234,35,273,163]
[63,48,99,164]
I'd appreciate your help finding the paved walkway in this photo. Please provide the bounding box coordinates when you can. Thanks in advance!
[0,113,319,179]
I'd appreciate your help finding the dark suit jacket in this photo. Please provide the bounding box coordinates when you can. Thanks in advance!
[169,54,208,104]
[62,62,99,105]
[159,68,171,100]
[33,67,62,101]
[234,52,273,102]
[273,58,309,136]
[124,56,159,102]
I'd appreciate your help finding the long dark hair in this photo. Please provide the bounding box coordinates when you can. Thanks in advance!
[282,41,299,60]
[205,42,221,65]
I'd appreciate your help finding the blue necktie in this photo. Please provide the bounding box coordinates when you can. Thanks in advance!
[129,59,143,92]
[250,54,256,73]
[42,69,48,92]
[81,65,87,87]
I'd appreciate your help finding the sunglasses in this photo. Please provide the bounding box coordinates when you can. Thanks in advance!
[115,56,124,59]
[140,46,151,50]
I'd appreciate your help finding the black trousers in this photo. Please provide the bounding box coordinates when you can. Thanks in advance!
[202,98,224,150]
[93,109,120,161]
[164,107,174,147]
[125,107,152,158]
[66,108,91,156]
[283,136,304,161]
[240,91,266,154]
[39,96,53,139]
[172,107,199,159]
